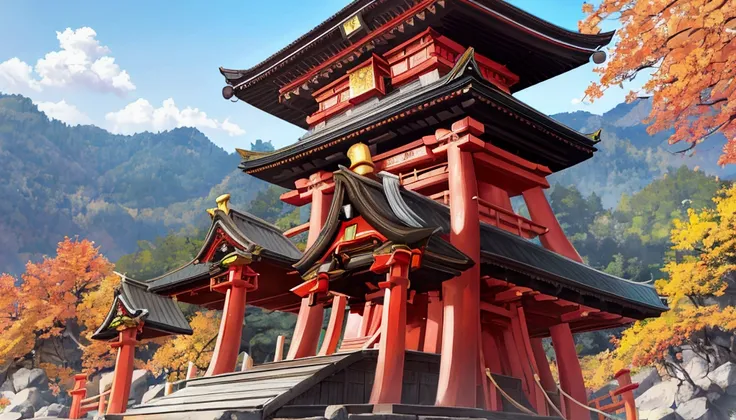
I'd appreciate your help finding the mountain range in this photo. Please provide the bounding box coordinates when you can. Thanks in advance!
[0,92,732,274]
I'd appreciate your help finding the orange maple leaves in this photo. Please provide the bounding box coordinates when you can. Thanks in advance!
[0,238,119,378]
[580,0,736,165]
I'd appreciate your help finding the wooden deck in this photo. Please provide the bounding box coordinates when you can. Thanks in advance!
[106,350,558,420]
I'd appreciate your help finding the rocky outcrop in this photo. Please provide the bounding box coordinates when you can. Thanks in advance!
[636,379,678,411]
[99,369,152,405]
[633,367,662,398]
[11,370,47,395]
[675,397,719,420]
[141,384,165,404]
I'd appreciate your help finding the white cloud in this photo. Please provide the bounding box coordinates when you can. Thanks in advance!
[105,98,246,137]
[36,100,92,126]
[571,98,582,105]
[0,27,134,96]
[0,58,42,94]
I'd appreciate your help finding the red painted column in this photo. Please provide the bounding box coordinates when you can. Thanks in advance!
[369,249,410,404]
[436,118,482,407]
[206,265,255,376]
[550,323,588,420]
[318,295,347,356]
[106,327,139,414]
[406,293,428,351]
[68,374,88,419]
[481,325,502,411]
[512,305,547,415]
[522,187,583,262]
[287,179,331,359]
[343,303,365,339]
[531,338,556,392]
[423,291,443,353]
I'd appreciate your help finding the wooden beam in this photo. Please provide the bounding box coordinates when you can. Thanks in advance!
[480,302,512,318]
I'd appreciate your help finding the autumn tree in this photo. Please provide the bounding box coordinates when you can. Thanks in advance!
[147,311,221,381]
[580,0,736,164]
[582,183,736,388]
[0,238,120,385]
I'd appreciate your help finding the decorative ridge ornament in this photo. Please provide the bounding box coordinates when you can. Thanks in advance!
[347,142,374,175]
[586,129,603,143]
[216,194,231,214]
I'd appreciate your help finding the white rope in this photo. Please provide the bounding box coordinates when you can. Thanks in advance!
[556,384,622,420]
[532,373,566,419]
[485,369,538,416]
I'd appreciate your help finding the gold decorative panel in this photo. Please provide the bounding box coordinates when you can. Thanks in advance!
[344,224,358,241]
[342,15,362,37]
[349,64,375,99]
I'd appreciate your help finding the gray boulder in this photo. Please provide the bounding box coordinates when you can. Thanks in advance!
[637,379,679,411]
[0,380,14,394]
[676,397,719,420]
[708,362,736,395]
[7,388,48,412]
[33,406,48,418]
[84,373,100,399]
[141,384,165,404]
[676,381,701,406]
[639,407,680,420]
[44,403,69,418]
[681,358,711,382]
[1,391,15,400]
[98,369,151,405]
[634,367,663,398]
[11,370,48,393]
[130,370,152,405]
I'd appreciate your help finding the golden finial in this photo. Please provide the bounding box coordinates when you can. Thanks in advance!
[347,142,374,176]
[206,208,216,219]
[216,194,231,214]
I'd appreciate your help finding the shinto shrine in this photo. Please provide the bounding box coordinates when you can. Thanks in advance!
[85,1,668,419]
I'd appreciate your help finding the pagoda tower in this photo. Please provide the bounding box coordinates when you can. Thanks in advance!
[92,2,667,419]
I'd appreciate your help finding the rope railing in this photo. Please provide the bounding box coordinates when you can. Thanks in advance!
[484,369,537,416]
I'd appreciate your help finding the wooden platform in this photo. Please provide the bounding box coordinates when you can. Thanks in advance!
[106,350,558,420]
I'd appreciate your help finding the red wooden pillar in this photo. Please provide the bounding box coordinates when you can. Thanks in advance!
[423,291,443,353]
[531,338,556,392]
[287,176,331,359]
[550,323,587,420]
[206,265,257,376]
[318,295,347,356]
[512,304,547,415]
[406,293,428,351]
[522,187,583,262]
[369,248,411,404]
[481,324,502,411]
[106,327,139,414]
[68,374,88,419]
[437,118,482,407]
[343,303,365,339]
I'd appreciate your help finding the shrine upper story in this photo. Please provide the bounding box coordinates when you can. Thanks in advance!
[219,0,612,187]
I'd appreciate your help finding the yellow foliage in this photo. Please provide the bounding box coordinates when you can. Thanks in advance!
[581,184,736,385]
[147,311,221,381]
[580,0,736,164]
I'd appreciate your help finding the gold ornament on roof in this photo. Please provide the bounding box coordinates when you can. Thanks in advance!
[349,65,375,99]
[216,194,231,213]
[342,14,362,37]
[347,143,374,176]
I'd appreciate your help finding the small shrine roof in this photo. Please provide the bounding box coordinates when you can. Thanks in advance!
[146,207,302,293]
[325,169,667,319]
[294,168,474,288]
[220,0,613,128]
[91,275,193,341]
[237,52,600,188]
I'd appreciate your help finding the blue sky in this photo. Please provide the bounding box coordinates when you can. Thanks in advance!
[0,0,631,151]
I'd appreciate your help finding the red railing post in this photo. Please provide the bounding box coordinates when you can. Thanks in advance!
[68,374,88,419]
[614,369,638,420]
